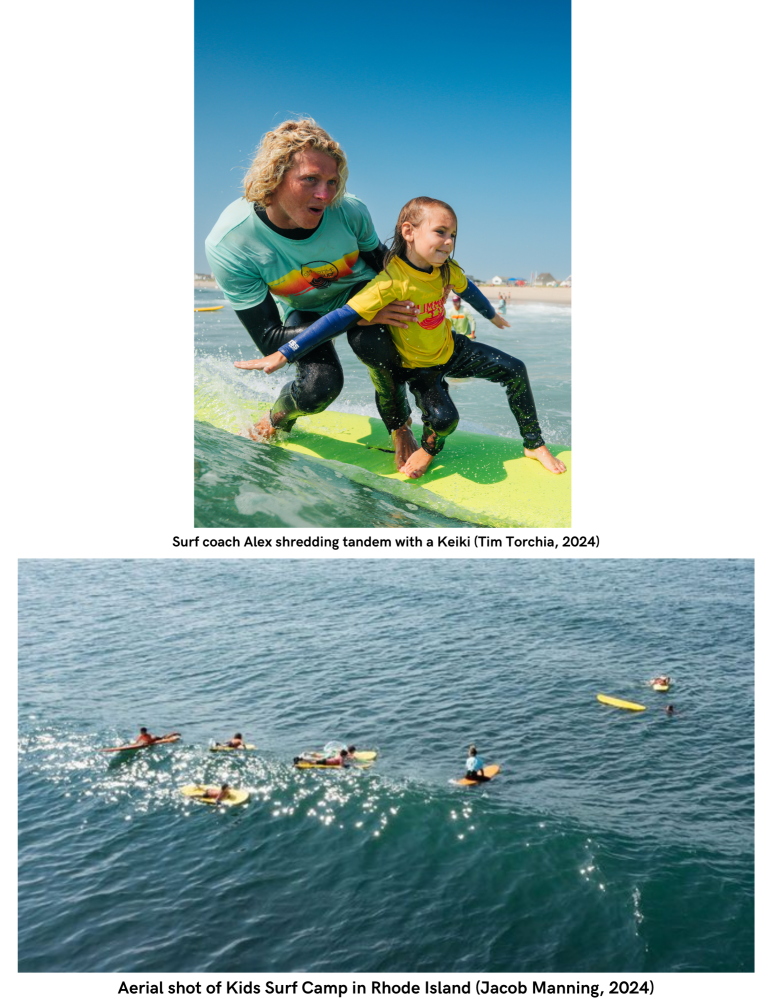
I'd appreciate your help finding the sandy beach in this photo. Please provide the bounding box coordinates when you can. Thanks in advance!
[480,286,570,305]
[195,279,570,305]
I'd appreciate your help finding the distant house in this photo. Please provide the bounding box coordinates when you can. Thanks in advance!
[560,275,572,287]
[533,272,556,286]
[491,275,505,285]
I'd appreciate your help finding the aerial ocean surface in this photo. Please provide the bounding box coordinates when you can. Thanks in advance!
[194,290,570,528]
[18,559,753,973]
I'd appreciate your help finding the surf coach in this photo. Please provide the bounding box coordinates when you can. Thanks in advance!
[205,118,419,467]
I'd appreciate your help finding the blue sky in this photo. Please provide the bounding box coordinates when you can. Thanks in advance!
[195,0,571,281]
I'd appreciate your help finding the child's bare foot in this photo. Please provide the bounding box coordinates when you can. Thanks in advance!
[524,444,566,474]
[247,415,278,442]
[392,419,419,469]
[399,447,434,479]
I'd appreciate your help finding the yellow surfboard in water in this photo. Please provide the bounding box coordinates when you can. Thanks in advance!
[597,694,647,712]
[195,398,571,529]
[179,785,250,805]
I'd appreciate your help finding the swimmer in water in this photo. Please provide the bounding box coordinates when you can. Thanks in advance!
[664,704,676,715]
[248,197,566,480]
[465,744,490,782]
[649,676,672,687]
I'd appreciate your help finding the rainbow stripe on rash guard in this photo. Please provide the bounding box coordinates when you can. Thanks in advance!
[268,249,360,299]
[205,195,381,315]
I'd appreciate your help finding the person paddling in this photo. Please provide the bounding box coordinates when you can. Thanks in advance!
[134,727,179,746]
[214,733,248,749]
[201,783,231,804]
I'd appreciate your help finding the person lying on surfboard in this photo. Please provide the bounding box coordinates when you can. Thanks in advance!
[134,727,180,746]
[465,745,490,782]
[214,733,247,749]
[245,196,566,480]
[649,676,671,687]
[201,783,231,803]
[294,748,352,767]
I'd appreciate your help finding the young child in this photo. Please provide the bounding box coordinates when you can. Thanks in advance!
[449,295,476,339]
[247,196,566,480]
[465,745,489,782]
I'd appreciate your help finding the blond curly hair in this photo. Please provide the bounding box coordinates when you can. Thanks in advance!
[243,118,349,208]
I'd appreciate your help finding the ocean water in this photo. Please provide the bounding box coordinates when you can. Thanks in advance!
[18,559,753,974]
[194,290,570,528]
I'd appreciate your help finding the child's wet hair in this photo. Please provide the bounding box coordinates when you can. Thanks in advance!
[384,196,458,284]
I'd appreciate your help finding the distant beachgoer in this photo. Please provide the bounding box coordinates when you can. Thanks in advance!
[449,295,476,339]
[244,196,566,480]
[497,293,507,314]
[465,744,490,782]
[206,117,420,469]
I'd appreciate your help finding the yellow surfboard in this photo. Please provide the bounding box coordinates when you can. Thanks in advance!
[597,694,646,712]
[195,398,571,529]
[195,305,224,312]
[293,760,373,770]
[179,784,249,805]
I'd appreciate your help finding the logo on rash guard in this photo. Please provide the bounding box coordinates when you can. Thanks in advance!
[300,260,339,289]
[418,298,446,330]
[287,339,300,353]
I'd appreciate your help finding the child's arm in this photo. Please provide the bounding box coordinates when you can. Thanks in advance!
[459,280,510,329]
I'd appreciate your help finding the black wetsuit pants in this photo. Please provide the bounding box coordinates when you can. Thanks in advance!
[236,284,411,434]
[406,334,546,456]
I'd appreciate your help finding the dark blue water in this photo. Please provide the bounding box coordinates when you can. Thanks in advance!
[18,560,753,972]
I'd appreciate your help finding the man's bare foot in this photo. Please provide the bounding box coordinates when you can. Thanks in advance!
[524,444,566,474]
[247,414,278,442]
[392,419,419,469]
[399,447,434,479]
